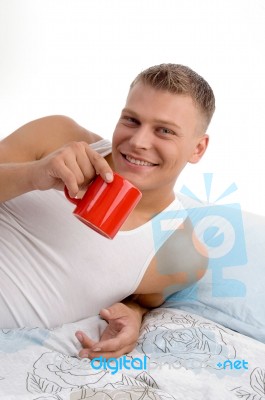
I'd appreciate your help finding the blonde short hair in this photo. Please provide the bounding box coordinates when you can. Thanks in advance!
[131,63,215,132]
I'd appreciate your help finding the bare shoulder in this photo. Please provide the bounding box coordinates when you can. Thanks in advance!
[0,115,102,163]
[134,216,208,301]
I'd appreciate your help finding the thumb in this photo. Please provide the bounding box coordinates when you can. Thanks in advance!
[99,304,126,321]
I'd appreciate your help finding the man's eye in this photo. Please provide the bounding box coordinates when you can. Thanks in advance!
[158,127,175,135]
[122,117,138,125]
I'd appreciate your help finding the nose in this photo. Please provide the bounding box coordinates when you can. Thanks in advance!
[129,125,153,150]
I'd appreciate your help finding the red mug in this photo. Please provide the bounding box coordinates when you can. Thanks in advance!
[64,173,142,239]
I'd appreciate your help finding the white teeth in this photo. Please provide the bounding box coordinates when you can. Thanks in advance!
[125,155,155,166]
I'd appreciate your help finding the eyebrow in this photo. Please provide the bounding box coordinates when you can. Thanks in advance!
[121,108,182,130]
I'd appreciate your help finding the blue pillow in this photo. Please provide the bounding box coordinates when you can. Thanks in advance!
[163,193,265,343]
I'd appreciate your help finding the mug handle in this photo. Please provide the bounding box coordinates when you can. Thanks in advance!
[64,186,81,205]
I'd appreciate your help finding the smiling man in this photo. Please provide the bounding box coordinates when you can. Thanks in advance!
[0,64,215,359]
[112,79,209,211]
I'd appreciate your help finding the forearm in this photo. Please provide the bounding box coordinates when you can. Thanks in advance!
[0,115,105,203]
[0,162,35,202]
[125,293,165,311]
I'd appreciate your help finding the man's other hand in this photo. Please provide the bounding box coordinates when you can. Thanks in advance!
[75,301,146,360]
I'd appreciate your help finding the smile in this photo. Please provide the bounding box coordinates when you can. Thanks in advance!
[123,154,157,167]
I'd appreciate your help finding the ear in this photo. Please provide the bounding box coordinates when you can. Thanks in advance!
[188,134,209,164]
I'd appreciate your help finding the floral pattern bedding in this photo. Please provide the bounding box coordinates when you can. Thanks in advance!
[1,308,265,400]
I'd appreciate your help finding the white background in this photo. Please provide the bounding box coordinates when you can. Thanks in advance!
[0,0,264,215]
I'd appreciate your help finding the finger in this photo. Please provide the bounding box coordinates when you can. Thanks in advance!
[69,142,97,185]
[75,330,97,347]
[85,147,113,183]
[99,304,127,322]
[63,143,97,187]
[48,150,85,197]
[75,331,97,358]
[63,159,87,191]
[49,159,80,197]
[93,327,138,353]
[49,142,98,196]
[88,342,136,360]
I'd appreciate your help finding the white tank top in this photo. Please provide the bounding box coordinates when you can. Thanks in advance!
[0,140,186,328]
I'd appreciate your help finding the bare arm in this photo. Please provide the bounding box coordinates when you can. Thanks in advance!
[76,219,208,359]
[134,217,209,307]
[0,115,113,202]
[76,297,148,360]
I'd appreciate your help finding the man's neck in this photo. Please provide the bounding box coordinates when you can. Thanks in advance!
[136,189,175,216]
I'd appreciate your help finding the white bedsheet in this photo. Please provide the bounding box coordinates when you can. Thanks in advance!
[1,308,265,400]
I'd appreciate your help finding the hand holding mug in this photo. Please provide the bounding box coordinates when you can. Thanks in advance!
[65,173,142,239]
[31,141,113,196]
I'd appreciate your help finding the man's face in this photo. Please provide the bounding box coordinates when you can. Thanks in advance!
[112,82,208,197]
